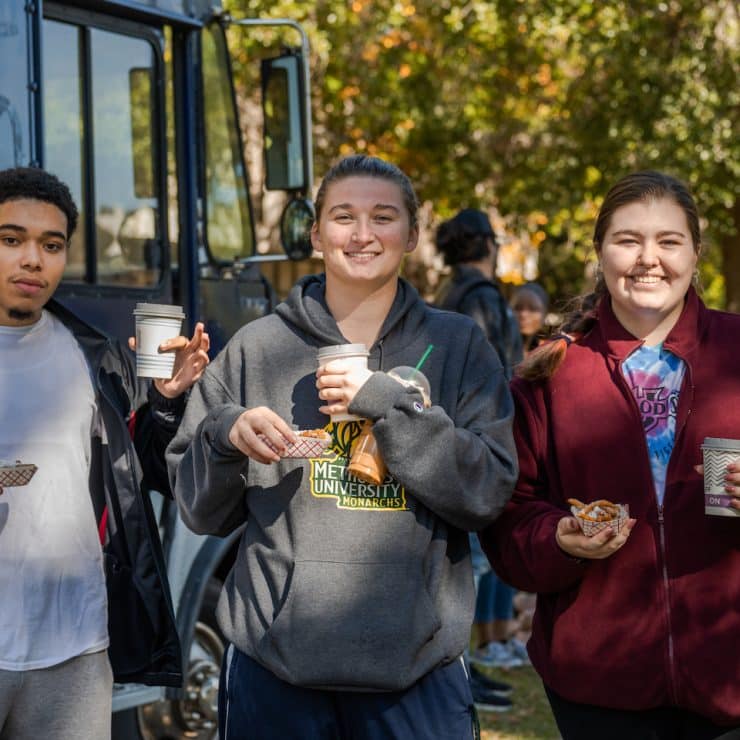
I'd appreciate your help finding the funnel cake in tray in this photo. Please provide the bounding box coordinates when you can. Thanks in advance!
[259,429,332,458]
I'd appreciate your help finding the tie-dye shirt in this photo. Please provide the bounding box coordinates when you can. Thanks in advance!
[622,343,686,506]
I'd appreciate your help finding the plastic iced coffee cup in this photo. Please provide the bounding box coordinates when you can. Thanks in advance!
[388,366,431,408]
[133,303,185,379]
[317,343,369,422]
[347,421,387,485]
[701,437,740,518]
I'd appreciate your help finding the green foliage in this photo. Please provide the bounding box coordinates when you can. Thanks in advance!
[225,0,739,308]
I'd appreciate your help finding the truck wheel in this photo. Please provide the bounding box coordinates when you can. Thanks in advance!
[137,577,225,739]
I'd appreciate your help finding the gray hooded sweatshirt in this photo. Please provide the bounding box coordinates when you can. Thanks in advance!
[167,275,517,691]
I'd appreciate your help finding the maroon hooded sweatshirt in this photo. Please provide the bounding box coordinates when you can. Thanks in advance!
[482,288,740,725]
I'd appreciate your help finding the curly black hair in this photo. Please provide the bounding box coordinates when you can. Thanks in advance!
[435,208,497,266]
[0,167,79,239]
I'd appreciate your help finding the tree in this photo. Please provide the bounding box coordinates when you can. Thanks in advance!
[226,0,739,308]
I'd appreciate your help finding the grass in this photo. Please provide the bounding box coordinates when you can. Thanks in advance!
[476,664,561,740]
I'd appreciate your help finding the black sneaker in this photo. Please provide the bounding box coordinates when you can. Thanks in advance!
[470,665,513,697]
[471,683,513,713]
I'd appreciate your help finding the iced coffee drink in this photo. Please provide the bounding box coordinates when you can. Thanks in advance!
[347,421,387,485]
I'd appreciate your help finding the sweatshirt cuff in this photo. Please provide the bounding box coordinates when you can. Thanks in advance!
[209,404,248,457]
[348,372,420,421]
[550,531,590,571]
[147,383,187,432]
[148,382,187,414]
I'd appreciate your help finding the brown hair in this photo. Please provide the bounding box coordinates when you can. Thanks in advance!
[435,208,496,266]
[517,171,701,382]
[313,154,419,228]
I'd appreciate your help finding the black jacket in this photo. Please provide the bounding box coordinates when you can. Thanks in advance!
[437,265,523,378]
[48,300,183,687]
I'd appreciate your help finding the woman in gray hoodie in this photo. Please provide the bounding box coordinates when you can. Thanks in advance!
[167,155,517,739]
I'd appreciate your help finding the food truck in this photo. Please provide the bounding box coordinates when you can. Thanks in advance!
[1,1,313,736]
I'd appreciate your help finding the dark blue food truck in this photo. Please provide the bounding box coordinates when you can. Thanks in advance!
[1,1,313,736]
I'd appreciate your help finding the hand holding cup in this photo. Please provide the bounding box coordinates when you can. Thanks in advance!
[316,360,373,420]
[129,322,210,398]
[721,463,740,510]
[696,436,740,515]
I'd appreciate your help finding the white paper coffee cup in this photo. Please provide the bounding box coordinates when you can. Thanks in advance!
[701,437,740,518]
[317,343,369,422]
[134,303,185,379]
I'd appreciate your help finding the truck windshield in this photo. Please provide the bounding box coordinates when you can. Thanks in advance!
[202,23,254,262]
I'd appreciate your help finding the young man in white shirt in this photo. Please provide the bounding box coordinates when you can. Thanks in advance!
[0,167,208,739]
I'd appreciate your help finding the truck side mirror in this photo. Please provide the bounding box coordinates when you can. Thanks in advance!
[280,197,314,261]
[261,52,308,192]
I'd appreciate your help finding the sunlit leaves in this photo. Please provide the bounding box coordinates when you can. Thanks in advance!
[225,0,738,306]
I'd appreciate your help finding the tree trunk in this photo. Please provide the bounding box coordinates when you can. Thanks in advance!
[720,201,740,314]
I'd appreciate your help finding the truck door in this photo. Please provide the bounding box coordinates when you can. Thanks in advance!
[196,19,272,352]
[41,4,171,339]
[0,1,34,170]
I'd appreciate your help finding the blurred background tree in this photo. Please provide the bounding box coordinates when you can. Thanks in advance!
[226,0,738,312]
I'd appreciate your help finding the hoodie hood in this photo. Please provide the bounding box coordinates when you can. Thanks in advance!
[274,273,427,352]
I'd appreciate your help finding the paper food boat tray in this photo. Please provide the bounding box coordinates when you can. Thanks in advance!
[0,463,38,488]
[570,503,629,537]
[259,433,332,459]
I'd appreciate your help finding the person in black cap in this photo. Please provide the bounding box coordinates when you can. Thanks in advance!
[434,208,525,712]
[435,208,523,377]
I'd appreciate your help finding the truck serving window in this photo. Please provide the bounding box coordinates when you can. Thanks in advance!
[42,12,165,288]
[202,23,254,263]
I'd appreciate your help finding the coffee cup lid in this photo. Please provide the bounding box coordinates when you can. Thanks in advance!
[134,302,185,320]
[701,437,740,451]
[317,343,369,359]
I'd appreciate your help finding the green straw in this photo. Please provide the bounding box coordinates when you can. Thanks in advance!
[413,343,434,373]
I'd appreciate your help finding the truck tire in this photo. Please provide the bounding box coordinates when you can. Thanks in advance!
[135,577,225,739]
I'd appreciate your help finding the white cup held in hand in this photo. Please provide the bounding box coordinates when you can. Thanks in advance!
[317,343,369,422]
[134,303,185,379]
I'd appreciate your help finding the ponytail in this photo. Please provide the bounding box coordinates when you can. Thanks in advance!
[515,275,607,382]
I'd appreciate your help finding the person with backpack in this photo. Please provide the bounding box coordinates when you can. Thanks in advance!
[434,209,527,707]
[435,208,523,377]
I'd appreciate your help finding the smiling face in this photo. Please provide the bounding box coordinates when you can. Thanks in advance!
[598,197,698,341]
[0,198,68,327]
[310,175,419,292]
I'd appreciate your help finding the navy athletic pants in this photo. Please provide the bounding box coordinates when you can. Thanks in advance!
[219,645,476,739]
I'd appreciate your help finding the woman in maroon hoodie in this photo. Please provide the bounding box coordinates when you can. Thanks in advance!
[482,171,740,740]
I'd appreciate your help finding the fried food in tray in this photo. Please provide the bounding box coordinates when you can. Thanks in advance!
[567,498,629,536]
[259,429,332,458]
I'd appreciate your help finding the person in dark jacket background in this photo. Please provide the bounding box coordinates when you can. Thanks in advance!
[483,171,740,740]
[0,167,209,740]
[435,208,523,377]
[434,208,527,706]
